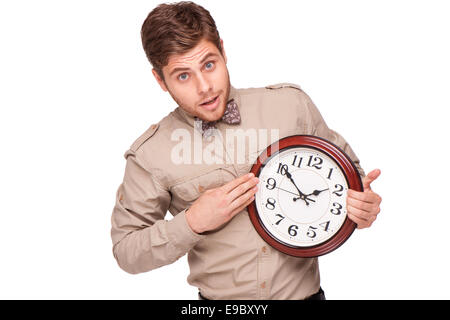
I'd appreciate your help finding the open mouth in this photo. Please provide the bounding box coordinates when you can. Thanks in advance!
[200,96,218,106]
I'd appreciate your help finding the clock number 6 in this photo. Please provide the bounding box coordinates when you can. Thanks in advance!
[288,225,299,237]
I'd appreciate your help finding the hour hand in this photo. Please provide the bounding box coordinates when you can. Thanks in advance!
[307,188,329,197]
[283,168,315,206]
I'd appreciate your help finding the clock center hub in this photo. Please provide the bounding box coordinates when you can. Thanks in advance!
[278,169,330,224]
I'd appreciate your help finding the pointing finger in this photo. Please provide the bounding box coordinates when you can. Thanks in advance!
[221,172,255,194]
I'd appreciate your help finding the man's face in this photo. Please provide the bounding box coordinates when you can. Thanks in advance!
[153,38,230,122]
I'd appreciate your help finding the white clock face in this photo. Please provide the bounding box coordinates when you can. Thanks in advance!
[255,146,349,247]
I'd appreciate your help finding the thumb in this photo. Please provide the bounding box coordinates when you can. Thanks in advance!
[362,169,381,191]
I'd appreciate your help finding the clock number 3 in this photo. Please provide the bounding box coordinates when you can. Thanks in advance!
[330,202,343,215]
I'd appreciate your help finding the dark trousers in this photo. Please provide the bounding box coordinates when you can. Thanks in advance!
[304,287,326,300]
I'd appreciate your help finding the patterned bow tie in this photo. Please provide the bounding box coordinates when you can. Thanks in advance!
[195,99,241,138]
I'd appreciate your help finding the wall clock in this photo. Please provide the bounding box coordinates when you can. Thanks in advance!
[247,135,363,257]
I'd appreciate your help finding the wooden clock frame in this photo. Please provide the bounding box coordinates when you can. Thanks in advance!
[247,135,363,257]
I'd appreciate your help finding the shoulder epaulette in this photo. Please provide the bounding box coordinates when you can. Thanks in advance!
[265,83,302,91]
[130,123,160,152]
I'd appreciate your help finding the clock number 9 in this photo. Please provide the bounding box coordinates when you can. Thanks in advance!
[266,178,276,190]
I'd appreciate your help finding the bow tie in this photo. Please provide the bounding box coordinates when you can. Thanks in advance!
[195,99,241,138]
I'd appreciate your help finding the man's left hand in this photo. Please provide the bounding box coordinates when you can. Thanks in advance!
[346,169,382,229]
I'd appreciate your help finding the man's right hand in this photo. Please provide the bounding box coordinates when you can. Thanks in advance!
[185,172,259,234]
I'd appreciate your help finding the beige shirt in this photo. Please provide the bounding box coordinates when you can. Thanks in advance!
[110,83,365,300]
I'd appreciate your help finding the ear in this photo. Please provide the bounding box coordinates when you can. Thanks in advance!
[220,38,227,64]
[152,68,168,92]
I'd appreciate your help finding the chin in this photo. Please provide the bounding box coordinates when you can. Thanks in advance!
[199,112,221,122]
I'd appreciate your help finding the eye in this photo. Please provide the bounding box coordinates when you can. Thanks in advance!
[178,73,189,81]
[205,61,215,70]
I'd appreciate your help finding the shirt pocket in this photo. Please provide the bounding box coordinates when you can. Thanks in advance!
[170,168,225,203]
[226,147,270,179]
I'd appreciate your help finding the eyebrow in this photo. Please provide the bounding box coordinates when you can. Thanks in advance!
[169,52,220,77]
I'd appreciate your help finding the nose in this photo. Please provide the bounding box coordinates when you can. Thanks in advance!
[196,73,212,95]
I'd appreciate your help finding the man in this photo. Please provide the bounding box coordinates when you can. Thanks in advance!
[111,1,382,300]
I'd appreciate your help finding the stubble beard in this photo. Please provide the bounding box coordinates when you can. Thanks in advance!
[165,72,231,123]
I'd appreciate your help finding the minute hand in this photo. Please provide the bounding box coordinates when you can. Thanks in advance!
[284,169,313,205]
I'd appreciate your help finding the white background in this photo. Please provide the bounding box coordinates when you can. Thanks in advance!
[1,0,449,299]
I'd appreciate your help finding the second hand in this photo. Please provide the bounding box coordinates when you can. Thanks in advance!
[274,186,315,203]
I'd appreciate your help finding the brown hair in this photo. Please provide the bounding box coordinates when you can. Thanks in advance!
[141,1,223,81]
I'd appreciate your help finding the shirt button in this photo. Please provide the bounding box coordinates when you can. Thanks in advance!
[260,282,266,289]
[261,246,267,253]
